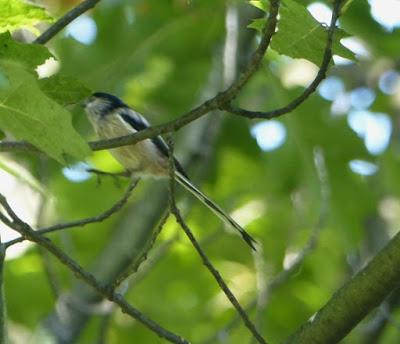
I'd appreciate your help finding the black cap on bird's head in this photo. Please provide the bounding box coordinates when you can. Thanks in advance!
[91,92,126,107]
[83,92,128,116]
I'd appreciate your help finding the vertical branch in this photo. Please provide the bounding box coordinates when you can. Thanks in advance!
[0,238,6,344]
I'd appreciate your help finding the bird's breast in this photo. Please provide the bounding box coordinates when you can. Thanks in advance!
[94,116,168,177]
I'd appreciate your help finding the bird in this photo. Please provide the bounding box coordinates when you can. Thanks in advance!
[83,92,257,250]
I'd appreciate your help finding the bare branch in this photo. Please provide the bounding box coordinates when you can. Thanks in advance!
[0,194,188,344]
[284,229,400,343]
[222,0,343,119]
[34,0,101,44]
[5,179,139,248]
[166,137,267,344]
[203,148,330,343]
[111,209,170,289]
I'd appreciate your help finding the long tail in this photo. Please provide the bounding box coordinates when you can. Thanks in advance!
[175,172,257,251]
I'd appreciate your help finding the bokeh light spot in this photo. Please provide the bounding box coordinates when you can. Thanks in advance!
[318,76,345,101]
[348,111,392,155]
[251,120,287,152]
[65,15,97,45]
[379,70,400,95]
[369,0,400,31]
[349,160,379,176]
[350,87,375,109]
[307,2,332,25]
[62,162,92,183]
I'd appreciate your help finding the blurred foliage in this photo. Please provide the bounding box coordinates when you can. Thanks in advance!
[0,0,53,34]
[1,0,400,343]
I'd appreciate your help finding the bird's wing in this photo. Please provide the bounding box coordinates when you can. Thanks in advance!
[119,108,189,178]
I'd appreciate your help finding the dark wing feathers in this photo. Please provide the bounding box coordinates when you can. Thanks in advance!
[119,110,189,178]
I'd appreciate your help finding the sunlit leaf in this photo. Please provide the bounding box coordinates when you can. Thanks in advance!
[249,0,268,12]
[0,60,90,163]
[0,0,53,34]
[248,0,355,65]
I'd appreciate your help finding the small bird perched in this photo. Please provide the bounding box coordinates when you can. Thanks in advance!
[83,92,257,250]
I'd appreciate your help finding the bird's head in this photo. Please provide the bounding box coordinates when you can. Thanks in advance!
[83,92,127,117]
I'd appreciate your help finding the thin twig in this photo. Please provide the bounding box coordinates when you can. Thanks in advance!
[0,0,280,154]
[203,148,330,344]
[111,209,170,290]
[222,0,343,118]
[166,137,267,344]
[34,0,101,44]
[4,179,139,248]
[171,204,266,343]
[0,194,188,344]
[86,168,132,178]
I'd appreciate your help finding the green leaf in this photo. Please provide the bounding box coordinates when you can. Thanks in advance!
[0,32,52,70]
[249,0,268,12]
[39,74,92,106]
[0,0,53,34]
[248,0,355,65]
[0,60,90,163]
[248,18,266,31]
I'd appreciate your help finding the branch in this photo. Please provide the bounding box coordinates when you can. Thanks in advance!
[361,288,400,343]
[203,148,330,343]
[0,194,188,344]
[0,0,280,154]
[34,0,101,44]
[285,230,400,344]
[166,139,267,344]
[222,0,343,119]
[4,179,139,248]
[0,239,6,343]
[111,209,170,289]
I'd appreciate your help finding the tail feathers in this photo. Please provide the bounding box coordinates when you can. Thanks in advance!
[175,172,257,251]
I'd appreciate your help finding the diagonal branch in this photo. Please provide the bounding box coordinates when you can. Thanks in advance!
[0,193,188,344]
[166,138,267,344]
[285,230,400,344]
[222,0,343,119]
[111,209,170,289]
[4,178,139,248]
[0,0,280,154]
[202,147,330,344]
[34,0,101,44]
